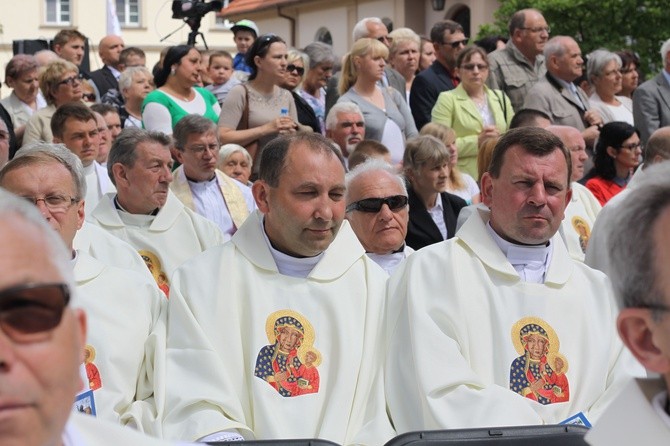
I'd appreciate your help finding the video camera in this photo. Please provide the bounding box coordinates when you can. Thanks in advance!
[171,0,223,20]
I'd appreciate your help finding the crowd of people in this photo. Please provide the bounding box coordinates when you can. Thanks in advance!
[1,7,670,446]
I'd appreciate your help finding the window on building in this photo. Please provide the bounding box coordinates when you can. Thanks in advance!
[116,0,140,27]
[45,0,71,25]
[315,27,332,46]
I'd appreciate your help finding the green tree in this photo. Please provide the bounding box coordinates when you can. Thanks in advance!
[477,0,667,78]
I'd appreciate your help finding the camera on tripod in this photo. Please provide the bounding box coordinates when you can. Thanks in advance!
[171,0,223,20]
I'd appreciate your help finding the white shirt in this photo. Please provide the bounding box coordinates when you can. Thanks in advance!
[261,215,323,278]
[427,194,448,240]
[487,222,552,284]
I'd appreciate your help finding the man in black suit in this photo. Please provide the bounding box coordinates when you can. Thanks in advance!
[90,35,125,100]
[410,20,467,131]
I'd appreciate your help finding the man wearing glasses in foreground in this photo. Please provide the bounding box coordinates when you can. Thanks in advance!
[345,159,412,275]
[0,188,176,445]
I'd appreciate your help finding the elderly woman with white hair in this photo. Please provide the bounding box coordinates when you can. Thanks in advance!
[218,143,253,186]
[118,66,153,128]
[388,27,421,102]
[587,49,634,125]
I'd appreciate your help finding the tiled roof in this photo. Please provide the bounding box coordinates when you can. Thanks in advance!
[221,0,302,16]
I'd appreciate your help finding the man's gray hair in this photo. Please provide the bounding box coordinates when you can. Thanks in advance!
[543,36,571,59]
[345,158,407,206]
[0,142,86,199]
[645,127,670,163]
[587,49,622,82]
[352,17,384,41]
[107,128,172,186]
[660,38,670,64]
[173,114,218,151]
[608,162,670,317]
[0,187,75,291]
[325,102,364,130]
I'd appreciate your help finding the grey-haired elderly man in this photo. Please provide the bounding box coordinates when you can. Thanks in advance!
[88,128,223,296]
[325,102,366,163]
[585,161,670,444]
[345,158,412,274]
[170,114,255,241]
[0,144,166,435]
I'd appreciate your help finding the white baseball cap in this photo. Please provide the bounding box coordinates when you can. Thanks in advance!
[231,19,259,38]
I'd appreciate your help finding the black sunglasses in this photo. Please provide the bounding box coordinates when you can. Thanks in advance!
[0,283,70,342]
[443,38,469,49]
[286,64,305,76]
[346,195,408,213]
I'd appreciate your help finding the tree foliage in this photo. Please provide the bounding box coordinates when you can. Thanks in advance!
[476,0,667,78]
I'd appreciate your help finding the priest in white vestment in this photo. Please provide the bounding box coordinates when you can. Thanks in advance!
[51,102,116,214]
[586,162,670,445]
[547,126,602,262]
[386,127,642,433]
[163,134,395,445]
[345,159,413,275]
[170,114,255,241]
[88,129,224,297]
[0,144,166,435]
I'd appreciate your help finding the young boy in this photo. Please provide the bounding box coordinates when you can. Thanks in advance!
[206,51,241,106]
[230,19,258,75]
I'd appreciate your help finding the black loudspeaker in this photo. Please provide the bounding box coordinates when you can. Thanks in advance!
[12,39,50,55]
[12,38,91,74]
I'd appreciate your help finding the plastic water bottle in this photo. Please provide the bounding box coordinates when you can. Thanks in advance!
[280,108,289,117]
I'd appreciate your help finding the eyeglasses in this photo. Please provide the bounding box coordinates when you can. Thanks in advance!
[22,194,79,213]
[185,143,219,155]
[58,73,84,87]
[461,63,488,71]
[377,35,393,44]
[520,26,551,34]
[621,68,637,74]
[619,142,642,151]
[0,283,70,342]
[443,38,469,49]
[286,64,305,76]
[346,195,408,213]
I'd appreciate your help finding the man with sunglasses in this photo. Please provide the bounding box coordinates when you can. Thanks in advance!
[584,161,670,444]
[487,9,549,112]
[324,17,406,115]
[0,146,168,436]
[386,127,641,431]
[410,20,467,131]
[345,159,412,275]
[163,133,394,444]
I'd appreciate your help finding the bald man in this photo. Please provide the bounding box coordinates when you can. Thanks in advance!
[547,125,601,262]
[90,35,125,99]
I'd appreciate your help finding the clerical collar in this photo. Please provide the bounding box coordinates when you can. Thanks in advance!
[367,250,407,275]
[651,391,670,429]
[114,195,159,216]
[486,222,552,283]
[82,162,95,175]
[186,173,217,184]
[260,216,323,279]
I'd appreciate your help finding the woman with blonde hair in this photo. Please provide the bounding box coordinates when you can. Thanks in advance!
[420,122,480,204]
[403,135,467,250]
[388,27,420,101]
[337,38,417,165]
